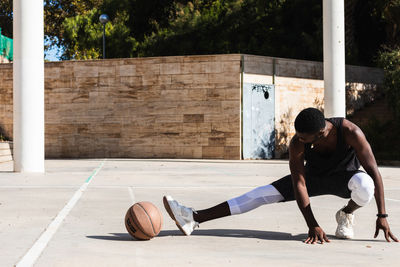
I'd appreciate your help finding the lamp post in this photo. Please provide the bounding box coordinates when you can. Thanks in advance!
[99,14,109,59]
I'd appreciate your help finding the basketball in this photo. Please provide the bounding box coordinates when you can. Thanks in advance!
[125,201,163,240]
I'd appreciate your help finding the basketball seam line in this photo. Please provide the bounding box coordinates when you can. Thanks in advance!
[137,203,157,236]
[130,208,153,239]
[131,218,152,239]
[125,217,137,234]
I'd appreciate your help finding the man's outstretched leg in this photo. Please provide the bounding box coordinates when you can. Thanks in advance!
[163,184,284,235]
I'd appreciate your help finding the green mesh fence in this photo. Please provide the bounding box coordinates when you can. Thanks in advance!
[0,27,13,61]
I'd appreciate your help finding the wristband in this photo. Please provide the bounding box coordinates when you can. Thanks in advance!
[376,213,388,218]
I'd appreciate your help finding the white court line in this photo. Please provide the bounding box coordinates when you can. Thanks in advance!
[385,188,400,191]
[128,186,135,204]
[385,198,400,202]
[0,185,257,189]
[128,186,256,189]
[15,160,106,267]
[0,185,80,189]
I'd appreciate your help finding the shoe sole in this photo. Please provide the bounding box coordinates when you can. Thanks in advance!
[163,196,188,236]
[335,230,353,239]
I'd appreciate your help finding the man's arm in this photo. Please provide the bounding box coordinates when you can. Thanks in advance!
[289,136,329,244]
[343,119,398,242]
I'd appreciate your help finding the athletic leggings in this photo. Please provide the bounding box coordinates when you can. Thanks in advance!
[227,172,375,215]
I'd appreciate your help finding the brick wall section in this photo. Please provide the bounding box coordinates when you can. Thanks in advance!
[0,54,383,159]
[0,55,242,159]
[242,54,384,157]
[0,63,12,139]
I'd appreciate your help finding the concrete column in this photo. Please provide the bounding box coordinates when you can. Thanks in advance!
[323,0,346,117]
[13,0,45,172]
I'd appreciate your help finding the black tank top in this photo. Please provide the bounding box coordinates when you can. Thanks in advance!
[304,117,360,176]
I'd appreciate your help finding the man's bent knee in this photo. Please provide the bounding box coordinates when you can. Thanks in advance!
[348,172,375,206]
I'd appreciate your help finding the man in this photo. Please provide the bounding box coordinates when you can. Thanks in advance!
[163,108,398,244]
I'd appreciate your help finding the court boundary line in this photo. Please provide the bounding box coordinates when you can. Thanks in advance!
[385,198,400,202]
[14,159,106,267]
[0,185,258,189]
[128,186,135,204]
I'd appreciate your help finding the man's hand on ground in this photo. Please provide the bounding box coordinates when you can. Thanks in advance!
[305,226,330,244]
[374,218,399,242]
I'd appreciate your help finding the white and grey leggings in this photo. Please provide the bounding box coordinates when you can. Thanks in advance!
[227,172,375,215]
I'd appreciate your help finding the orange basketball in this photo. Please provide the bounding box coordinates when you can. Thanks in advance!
[125,201,163,240]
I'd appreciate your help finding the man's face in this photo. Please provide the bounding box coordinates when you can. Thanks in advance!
[296,130,324,144]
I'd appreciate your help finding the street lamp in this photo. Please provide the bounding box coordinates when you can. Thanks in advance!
[99,14,109,59]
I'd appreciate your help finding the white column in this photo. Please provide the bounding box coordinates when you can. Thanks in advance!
[13,0,45,172]
[323,0,346,117]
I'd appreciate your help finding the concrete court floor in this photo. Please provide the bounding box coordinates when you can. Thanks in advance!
[0,159,399,267]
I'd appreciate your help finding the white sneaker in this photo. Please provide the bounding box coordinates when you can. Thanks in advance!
[163,195,199,236]
[335,207,354,239]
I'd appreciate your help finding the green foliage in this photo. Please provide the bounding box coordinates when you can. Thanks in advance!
[0,133,7,142]
[59,0,176,59]
[43,0,325,60]
[377,47,400,122]
[363,117,400,161]
[0,28,13,60]
[349,0,400,66]
[0,0,399,63]
[137,0,323,60]
[0,126,9,141]
[382,0,400,46]
[61,8,139,59]
[0,0,12,38]
[62,9,102,59]
[350,0,387,66]
[100,0,177,42]
[44,0,102,51]
[138,0,246,56]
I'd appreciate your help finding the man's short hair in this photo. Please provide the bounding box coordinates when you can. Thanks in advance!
[294,108,326,134]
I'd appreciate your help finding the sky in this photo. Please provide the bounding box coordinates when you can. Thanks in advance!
[45,46,62,61]
[44,38,63,61]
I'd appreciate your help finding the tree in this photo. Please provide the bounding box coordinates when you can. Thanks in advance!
[61,8,139,59]
[379,47,400,121]
[136,0,324,61]
[383,0,400,46]
[1,0,398,63]
[0,0,12,38]
[55,0,181,59]
[44,0,103,52]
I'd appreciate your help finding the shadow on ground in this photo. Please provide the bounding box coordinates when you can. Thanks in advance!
[87,230,307,242]
[87,230,387,243]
